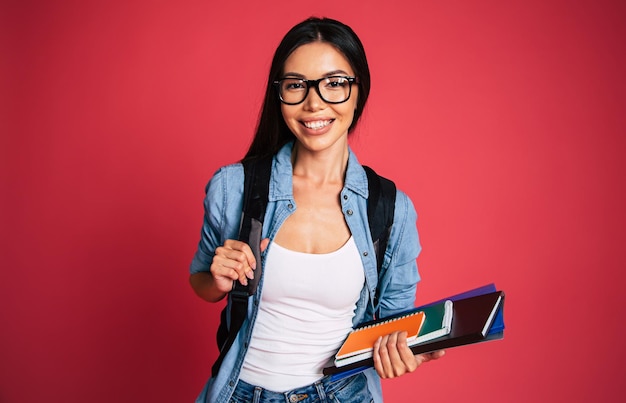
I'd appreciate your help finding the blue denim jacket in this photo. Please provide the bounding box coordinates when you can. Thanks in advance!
[190,142,421,403]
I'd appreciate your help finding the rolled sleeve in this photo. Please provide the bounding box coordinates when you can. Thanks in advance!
[189,165,244,274]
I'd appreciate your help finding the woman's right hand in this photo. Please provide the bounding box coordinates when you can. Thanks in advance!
[210,238,269,294]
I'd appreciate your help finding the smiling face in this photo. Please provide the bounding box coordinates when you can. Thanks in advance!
[280,41,359,156]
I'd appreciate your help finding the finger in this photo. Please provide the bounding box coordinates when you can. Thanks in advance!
[384,332,405,377]
[211,254,247,286]
[372,336,386,378]
[415,349,445,366]
[378,335,394,378]
[260,238,270,253]
[223,239,257,270]
[396,331,418,373]
[217,242,255,282]
[425,350,446,361]
[213,249,251,285]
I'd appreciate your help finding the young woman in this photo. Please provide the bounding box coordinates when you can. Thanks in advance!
[189,17,443,403]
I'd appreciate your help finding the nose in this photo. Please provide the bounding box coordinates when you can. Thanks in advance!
[302,85,326,111]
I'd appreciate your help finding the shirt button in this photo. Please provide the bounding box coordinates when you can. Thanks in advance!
[343,194,348,200]
[363,251,368,256]
[288,203,294,209]
[346,209,353,216]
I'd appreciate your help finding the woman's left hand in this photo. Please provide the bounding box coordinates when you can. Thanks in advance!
[372,331,445,379]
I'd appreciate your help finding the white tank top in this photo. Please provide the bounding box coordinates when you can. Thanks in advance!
[239,236,365,391]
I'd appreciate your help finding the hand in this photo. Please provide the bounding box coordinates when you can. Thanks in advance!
[373,331,445,379]
[209,238,270,294]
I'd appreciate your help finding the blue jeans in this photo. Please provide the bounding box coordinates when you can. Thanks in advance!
[230,373,373,403]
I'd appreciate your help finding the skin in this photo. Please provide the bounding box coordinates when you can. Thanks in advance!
[189,40,443,380]
[275,41,356,254]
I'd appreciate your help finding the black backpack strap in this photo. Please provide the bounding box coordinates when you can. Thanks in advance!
[363,166,396,305]
[237,157,272,296]
[211,156,272,377]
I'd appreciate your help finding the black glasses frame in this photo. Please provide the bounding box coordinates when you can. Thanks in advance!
[273,76,359,105]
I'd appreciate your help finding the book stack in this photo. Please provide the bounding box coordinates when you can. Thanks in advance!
[324,284,505,376]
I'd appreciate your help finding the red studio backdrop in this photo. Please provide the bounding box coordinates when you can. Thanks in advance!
[2,1,625,402]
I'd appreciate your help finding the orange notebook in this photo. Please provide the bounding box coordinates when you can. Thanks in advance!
[336,311,426,360]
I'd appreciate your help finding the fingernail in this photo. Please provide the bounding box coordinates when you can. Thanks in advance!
[246,270,254,280]
[251,262,256,270]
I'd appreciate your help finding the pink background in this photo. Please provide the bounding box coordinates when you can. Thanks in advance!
[2,0,625,402]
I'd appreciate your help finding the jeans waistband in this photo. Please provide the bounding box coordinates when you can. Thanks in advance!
[232,373,368,403]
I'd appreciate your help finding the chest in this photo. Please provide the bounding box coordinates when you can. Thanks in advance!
[261,237,365,309]
[273,180,351,253]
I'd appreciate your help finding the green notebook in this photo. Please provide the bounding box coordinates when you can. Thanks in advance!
[414,300,453,344]
[333,300,453,368]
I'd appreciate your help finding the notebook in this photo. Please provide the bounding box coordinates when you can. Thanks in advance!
[325,289,505,375]
[335,310,426,362]
[334,301,453,367]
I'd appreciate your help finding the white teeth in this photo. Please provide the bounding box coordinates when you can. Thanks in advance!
[303,120,332,130]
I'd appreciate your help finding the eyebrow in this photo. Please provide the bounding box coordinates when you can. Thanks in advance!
[282,69,351,78]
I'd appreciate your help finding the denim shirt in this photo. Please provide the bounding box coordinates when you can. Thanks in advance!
[190,142,421,403]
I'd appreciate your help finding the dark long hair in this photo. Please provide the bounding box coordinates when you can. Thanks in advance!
[243,17,371,161]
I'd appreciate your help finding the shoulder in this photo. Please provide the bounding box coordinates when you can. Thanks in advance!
[387,187,420,260]
[361,165,417,224]
[203,162,246,214]
[205,162,244,193]
[394,188,417,223]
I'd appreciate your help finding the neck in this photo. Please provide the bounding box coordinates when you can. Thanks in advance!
[291,142,349,185]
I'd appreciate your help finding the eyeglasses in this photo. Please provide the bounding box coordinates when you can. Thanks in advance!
[274,76,359,105]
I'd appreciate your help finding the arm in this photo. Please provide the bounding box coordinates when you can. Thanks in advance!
[188,165,260,303]
[372,191,444,377]
[190,271,227,303]
[190,239,269,303]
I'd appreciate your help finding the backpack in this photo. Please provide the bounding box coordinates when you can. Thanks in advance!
[211,156,396,376]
